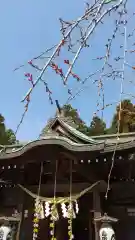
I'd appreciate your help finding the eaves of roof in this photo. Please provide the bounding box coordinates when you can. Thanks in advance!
[0,135,135,160]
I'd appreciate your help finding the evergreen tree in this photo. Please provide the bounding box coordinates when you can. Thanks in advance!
[109,99,135,133]
[89,116,106,136]
[62,104,90,135]
[0,114,16,145]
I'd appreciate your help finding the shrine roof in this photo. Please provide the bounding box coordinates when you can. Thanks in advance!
[40,116,103,144]
[0,115,135,160]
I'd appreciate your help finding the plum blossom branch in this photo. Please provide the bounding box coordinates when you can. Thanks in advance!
[63,0,124,84]
[14,0,135,139]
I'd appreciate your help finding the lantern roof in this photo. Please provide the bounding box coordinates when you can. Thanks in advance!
[94,213,118,223]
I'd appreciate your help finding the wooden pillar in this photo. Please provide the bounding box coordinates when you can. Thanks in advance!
[56,219,67,240]
[89,211,93,240]
[56,220,62,240]
[19,193,33,240]
[16,204,23,240]
[93,190,101,240]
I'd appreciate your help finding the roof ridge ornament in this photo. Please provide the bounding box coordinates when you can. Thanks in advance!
[55,100,63,117]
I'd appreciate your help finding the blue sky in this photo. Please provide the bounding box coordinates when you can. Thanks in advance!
[0,0,134,141]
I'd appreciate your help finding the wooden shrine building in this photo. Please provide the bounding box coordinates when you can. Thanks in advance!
[0,113,135,239]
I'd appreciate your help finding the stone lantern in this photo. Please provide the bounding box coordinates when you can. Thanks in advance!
[94,213,118,240]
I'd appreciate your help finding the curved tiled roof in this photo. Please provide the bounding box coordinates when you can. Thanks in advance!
[0,135,135,160]
[0,136,105,159]
[57,118,103,144]
[1,115,135,160]
[40,116,103,144]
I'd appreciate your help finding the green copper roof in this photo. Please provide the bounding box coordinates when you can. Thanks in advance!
[57,118,104,144]
[40,115,103,144]
[1,115,135,159]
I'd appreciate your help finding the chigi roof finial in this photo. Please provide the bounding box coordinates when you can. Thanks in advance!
[55,100,65,117]
[55,100,61,114]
